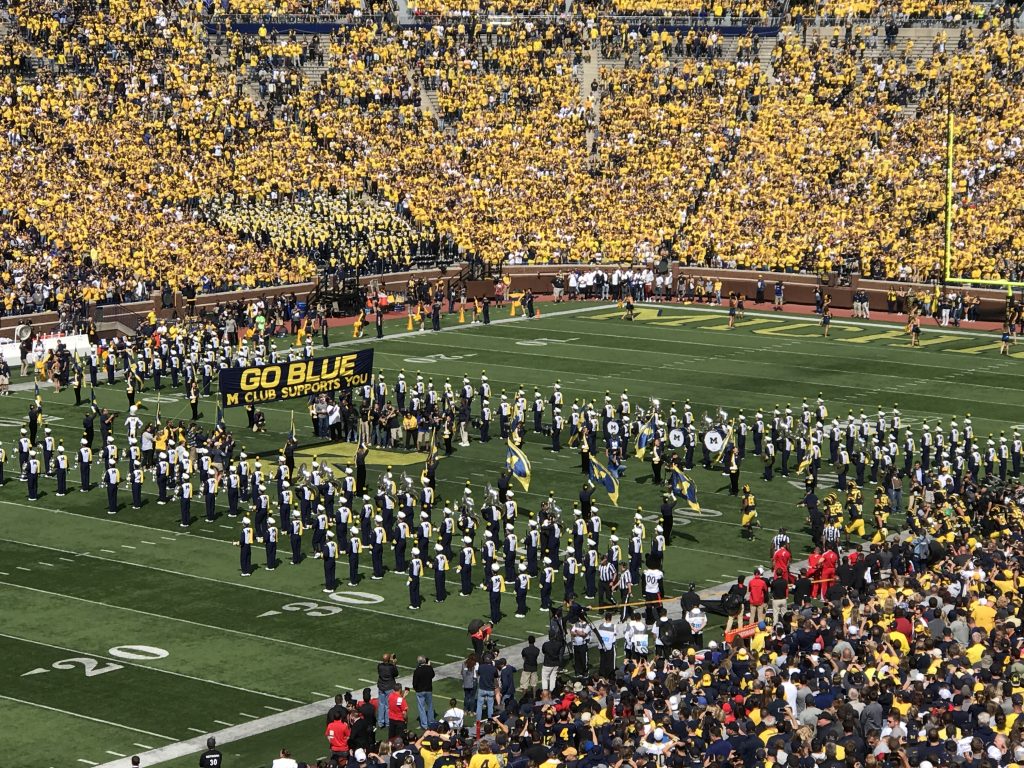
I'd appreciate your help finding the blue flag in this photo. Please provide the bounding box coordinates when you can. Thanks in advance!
[670,467,701,512]
[588,455,620,507]
[216,402,225,430]
[506,438,531,492]
[634,415,656,460]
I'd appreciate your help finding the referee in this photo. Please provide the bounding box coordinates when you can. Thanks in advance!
[199,736,223,767]
[771,529,790,555]
[598,556,616,607]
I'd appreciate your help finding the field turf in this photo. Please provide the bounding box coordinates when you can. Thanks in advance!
[2,300,1022,768]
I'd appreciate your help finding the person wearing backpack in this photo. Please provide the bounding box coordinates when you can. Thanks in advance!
[723,575,747,635]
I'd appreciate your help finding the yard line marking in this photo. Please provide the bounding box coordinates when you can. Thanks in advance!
[187,727,207,734]
[238,712,258,719]
[38,561,55,567]
[0,695,175,741]
[105,752,126,758]
[140,540,157,545]
[310,691,330,697]
[160,536,176,541]
[263,705,284,712]
[15,566,30,571]
[213,720,235,727]
[445,654,464,659]
[58,557,74,562]
[132,744,154,750]
[0,571,8,575]
[0,629,304,705]
[0,536,524,642]
[77,760,99,766]
[219,525,233,530]
[358,678,377,685]
[335,684,349,689]
[0,578,386,668]
[120,545,136,549]
[100,549,116,554]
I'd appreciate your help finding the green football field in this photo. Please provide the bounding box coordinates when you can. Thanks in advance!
[2,300,1022,768]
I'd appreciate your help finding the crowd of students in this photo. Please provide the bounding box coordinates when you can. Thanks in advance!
[3,0,1022,324]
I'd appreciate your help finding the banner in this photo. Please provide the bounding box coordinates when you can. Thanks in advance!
[219,349,374,407]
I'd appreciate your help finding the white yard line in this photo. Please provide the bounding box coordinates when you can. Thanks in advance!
[0,695,175,741]
[0,631,303,705]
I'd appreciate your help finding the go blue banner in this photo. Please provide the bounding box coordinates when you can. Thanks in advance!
[220,349,374,407]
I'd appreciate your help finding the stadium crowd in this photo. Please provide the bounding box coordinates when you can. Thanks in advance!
[3,0,1024,322]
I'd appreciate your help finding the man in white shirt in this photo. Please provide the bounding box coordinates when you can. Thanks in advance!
[271,748,300,768]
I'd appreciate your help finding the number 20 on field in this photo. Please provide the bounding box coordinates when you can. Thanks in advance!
[22,644,169,678]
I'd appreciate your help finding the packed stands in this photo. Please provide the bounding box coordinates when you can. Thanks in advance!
[0,0,1021,319]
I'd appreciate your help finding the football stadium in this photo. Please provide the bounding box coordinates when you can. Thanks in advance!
[2,0,1024,766]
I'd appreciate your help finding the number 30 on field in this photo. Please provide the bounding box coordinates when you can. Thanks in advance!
[22,645,169,678]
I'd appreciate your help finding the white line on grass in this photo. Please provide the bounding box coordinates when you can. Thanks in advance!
[105,752,126,758]
[0,579,384,668]
[263,706,283,712]
[0,631,304,704]
[38,562,54,567]
[212,720,234,727]
[15,566,30,571]
[238,712,258,719]
[310,691,330,698]
[187,728,207,734]
[132,744,153,750]
[77,760,98,766]
[120,545,136,550]
[0,695,175,741]
[0,534,525,642]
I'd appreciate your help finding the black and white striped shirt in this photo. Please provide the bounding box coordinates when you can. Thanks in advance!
[771,533,790,553]
[598,562,616,584]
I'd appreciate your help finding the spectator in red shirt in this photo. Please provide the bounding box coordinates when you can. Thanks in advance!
[772,544,792,579]
[747,569,769,625]
[387,686,410,738]
[892,608,914,645]
[325,712,351,761]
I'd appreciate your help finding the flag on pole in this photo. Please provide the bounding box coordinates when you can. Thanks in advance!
[288,411,296,441]
[506,438,532,492]
[634,415,656,460]
[155,390,162,425]
[588,454,620,506]
[670,466,700,512]
[216,402,225,430]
